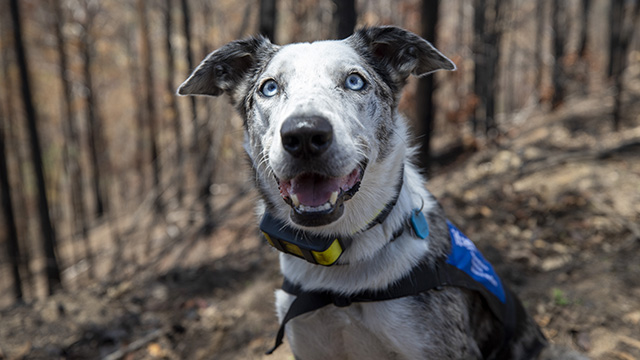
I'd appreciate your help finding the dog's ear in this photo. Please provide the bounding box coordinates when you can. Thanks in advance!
[348,26,455,86]
[177,36,276,97]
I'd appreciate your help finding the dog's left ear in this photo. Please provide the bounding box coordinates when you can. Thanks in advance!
[348,26,455,86]
[177,36,276,97]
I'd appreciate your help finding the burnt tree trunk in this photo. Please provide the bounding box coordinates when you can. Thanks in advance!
[137,0,163,213]
[534,0,546,103]
[259,0,277,42]
[608,0,624,78]
[333,0,356,39]
[472,0,502,139]
[124,15,146,197]
[471,0,486,135]
[0,101,23,300]
[10,0,63,295]
[164,0,184,204]
[416,0,439,173]
[180,0,199,153]
[551,0,567,110]
[0,34,34,297]
[611,2,640,130]
[52,0,94,279]
[578,0,591,58]
[80,1,108,217]
[485,0,503,138]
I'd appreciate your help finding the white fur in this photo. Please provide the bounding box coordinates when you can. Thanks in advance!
[249,40,443,359]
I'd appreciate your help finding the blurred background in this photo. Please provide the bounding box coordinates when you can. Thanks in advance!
[0,0,639,359]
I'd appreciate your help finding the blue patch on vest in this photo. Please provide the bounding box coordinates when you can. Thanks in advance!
[446,221,506,303]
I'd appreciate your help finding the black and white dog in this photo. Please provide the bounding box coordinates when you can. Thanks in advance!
[178,26,587,360]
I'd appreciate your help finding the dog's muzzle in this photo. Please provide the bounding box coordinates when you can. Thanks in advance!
[276,115,364,227]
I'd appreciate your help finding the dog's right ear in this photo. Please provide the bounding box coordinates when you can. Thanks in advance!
[177,36,276,97]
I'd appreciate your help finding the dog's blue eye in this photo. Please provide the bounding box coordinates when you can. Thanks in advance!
[345,73,365,91]
[260,79,279,97]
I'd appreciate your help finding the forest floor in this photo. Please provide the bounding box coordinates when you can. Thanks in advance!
[1,86,640,360]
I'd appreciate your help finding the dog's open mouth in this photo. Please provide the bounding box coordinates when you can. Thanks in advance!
[277,165,364,226]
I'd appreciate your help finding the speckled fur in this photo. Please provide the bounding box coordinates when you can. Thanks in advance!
[178,26,588,360]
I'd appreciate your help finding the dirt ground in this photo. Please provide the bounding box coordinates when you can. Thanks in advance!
[1,88,639,360]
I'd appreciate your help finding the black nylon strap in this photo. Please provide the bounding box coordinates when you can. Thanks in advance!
[265,290,333,354]
[266,258,534,358]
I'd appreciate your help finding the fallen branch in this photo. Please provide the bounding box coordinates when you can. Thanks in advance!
[101,328,163,360]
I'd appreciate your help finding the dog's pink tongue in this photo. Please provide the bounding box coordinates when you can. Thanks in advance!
[291,174,340,207]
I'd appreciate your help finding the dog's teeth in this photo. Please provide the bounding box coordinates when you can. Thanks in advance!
[296,202,333,213]
[291,194,300,207]
[329,191,338,205]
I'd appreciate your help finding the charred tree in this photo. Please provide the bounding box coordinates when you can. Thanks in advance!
[0,101,23,300]
[534,0,546,103]
[471,0,485,135]
[483,0,502,138]
[416,0,439,173]
[259,0,277,42]
[10,0,62,295]
[80,0,108,217]
[551,0,567,110]
[51,0,94,278]
[0,30,34,297]
[164,0,184,204]
[608,0,624,78]
[124,12,147,196]
[610,2,640,130]
[333,0,356,39]
[472,0,503,139]
[180,0,199,152]
[137,0,163,213]
[578,0,591,59]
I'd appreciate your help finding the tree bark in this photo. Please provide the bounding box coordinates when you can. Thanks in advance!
[0,102,23,300]
[534,0,546,103]
[180,0,199,153]
[578,0,591,58]
[10,0,63,295]
[0,34,34,298]
[81,1,108,217]
[416,0,439,173]
[123,15,146,197]
[611,2,640,130]
[259,0,277,42]
[333,0,356,39]
[472,0,502,139]
[484,0,503,137]
[551,0,567,110]
[137,0,162,213]
[607,0,624,78]
[471,0,486,135]
[51,0,94,279]
[164,0,184,204]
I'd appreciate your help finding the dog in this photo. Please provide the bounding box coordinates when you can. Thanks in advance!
[178,26,587,360]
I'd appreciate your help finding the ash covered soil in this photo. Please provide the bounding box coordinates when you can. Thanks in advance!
[1,93,640,360]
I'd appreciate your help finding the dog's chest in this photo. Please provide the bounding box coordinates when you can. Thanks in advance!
[276,291,427,360]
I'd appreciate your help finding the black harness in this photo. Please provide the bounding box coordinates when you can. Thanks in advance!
[260,169,545,359]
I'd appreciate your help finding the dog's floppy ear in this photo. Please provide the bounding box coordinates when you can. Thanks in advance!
[177,36,276,97]
[348,26,455,86]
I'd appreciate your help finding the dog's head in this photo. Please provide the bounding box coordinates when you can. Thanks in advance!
[178,26,454,229]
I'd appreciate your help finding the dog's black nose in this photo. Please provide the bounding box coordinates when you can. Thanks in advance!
[280,116,333,158]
